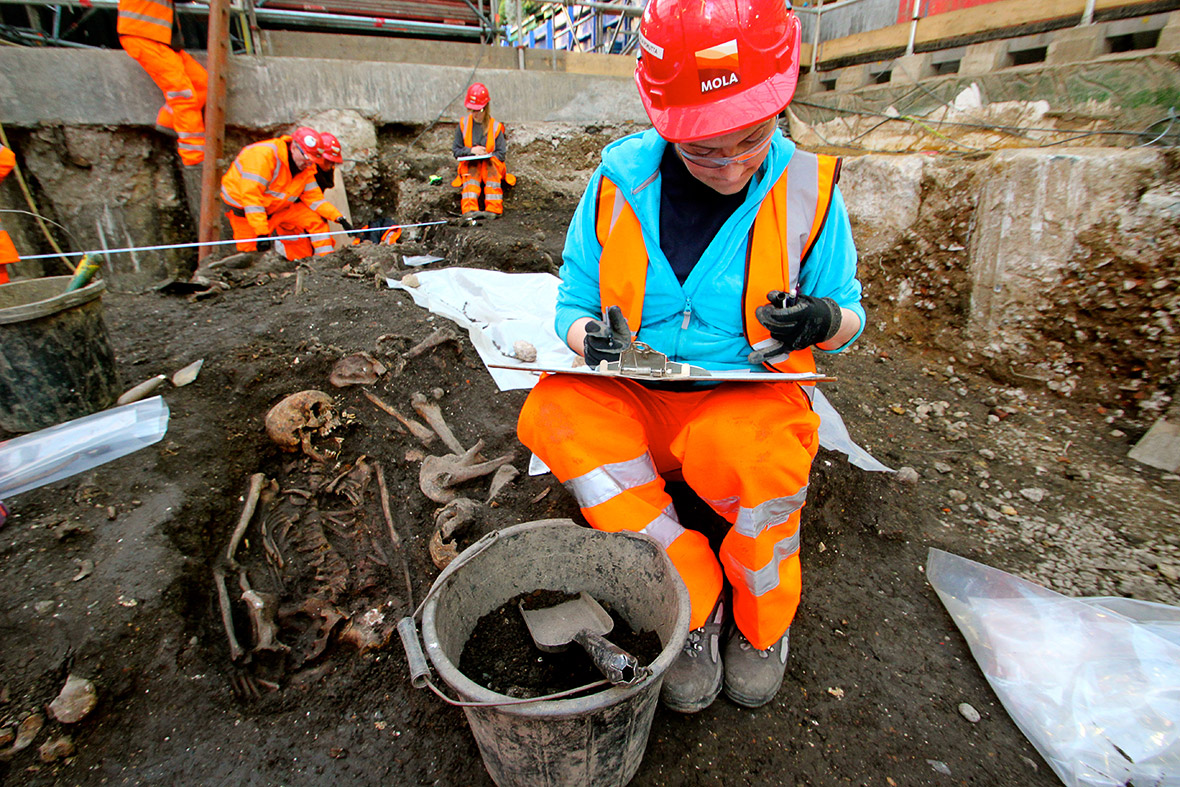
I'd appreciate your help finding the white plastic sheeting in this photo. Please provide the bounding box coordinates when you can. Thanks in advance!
[927,549,1180,787]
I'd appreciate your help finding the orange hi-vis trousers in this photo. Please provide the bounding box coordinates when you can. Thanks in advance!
[518,373,821,650]
[457,160,502,215]
[226,202,334,261]
[119,35,207,166]
[0,230,16,284]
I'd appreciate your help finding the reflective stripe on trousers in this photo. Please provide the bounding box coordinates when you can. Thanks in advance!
[225,202,331,261]
[119,36,207,166]
[518,373,820,648]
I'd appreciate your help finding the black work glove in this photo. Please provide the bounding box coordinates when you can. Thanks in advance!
[255,237,272,252]
[337,217,353,232]
[755,290,842,353]
[583,305,631,367]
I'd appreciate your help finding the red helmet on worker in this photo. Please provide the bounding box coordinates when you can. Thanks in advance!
[464,82,490,111]
[291,126,325,165]
[319,131,344,165]
[634,0,802,143]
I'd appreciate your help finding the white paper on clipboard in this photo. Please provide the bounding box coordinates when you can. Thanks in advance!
[457,154,493,162]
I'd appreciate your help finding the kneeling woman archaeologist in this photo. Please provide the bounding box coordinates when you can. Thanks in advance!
[517,0,865,713]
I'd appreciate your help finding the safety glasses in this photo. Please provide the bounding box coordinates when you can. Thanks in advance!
[675,123,777,169]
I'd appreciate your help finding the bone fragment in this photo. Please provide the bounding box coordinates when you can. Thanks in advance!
[213,566,245,662]
[171,359,204,387]
[404,328,459,359]
[116,374,167,406]
[0,713,43,760]
[411,392,465,455]
[239,570,289,655]
[226,473,268,567]
[47,675,97,724]
[486,464,519,503]
[361,390,433,444]
[376,463,414,608]
[419,442,516,503]
[430,497,481,570]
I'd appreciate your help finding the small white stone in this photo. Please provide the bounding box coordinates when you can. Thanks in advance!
[958,702,981,722]
[1019,488,1047,503]
[895,467,920,485]
[513,340,538,363]
[48,675,98,724]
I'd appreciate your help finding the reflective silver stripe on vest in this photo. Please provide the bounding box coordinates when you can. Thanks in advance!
[723,530,802,597]
[220,187,242,208]
[703,486,808,538]
[235,161,267,185]
[562,451,658,509]
[606,183,626,235]
[166,89,193,99]
[178,141,203,151]
[302,181,318,192]
[118,9,170,27]
[244,205,266,215]
[308,199,327,211]
[749,337,790,366]
[639,505,685,550]
[784,150,821,287]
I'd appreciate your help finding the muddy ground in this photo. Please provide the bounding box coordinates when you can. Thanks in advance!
[1,176,1178,786]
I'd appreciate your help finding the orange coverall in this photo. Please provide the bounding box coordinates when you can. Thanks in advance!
[118,0,207,166]
[452,114,516,215]
[0,145,18,284]
[220,136,344,261]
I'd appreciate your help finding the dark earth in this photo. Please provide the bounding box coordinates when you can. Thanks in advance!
[0,161,1177,786]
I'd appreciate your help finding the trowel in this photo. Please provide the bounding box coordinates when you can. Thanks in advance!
[519,592,649,686]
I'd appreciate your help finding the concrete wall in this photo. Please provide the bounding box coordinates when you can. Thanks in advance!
[0,49,647,130]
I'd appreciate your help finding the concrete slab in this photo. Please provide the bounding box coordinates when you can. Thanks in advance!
[960,41,1010,75]
[1158,10,1180,52]
[1046,26,1107,64]
[890,53,936,84]
[1128,416,1180,473]
[835,65,874,92]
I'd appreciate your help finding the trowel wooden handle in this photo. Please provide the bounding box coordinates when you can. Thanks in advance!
[573,630,647,685]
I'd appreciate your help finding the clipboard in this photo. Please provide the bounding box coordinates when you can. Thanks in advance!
[457,154,493,162]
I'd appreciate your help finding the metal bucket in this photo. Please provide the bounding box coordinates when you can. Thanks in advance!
[419,519,690,787]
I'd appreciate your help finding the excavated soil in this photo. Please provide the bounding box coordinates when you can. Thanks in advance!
[0,187,1177,786]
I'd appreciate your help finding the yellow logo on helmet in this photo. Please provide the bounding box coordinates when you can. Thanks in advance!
[695,39,740,94]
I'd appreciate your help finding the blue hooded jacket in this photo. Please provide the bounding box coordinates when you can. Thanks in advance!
[555,128,865,372]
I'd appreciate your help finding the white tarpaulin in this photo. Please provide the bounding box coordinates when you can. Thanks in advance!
[387,268,891,474]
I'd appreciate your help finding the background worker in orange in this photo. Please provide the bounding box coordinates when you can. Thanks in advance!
[0,145,19,284]
[452,83,515,216]
[220,127,352,261]
[516,0,864,714]
[117,0,207,168]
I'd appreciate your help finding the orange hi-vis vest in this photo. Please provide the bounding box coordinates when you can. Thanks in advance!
[220,136,342,237]
[117,0,173,45]
[453,114,517,187]
[595,149,841,375]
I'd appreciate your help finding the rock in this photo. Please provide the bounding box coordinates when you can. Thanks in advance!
[1019,488,1047,503]
[34,600,55,615]
[927,760,952,776]
[47,675,97,724]
[948,489,967,504]
[513,340,538,363]
[895,467,920,485]
[934,461,953,474]
[958,702,981,723]
[999,504,1018,516]
[978,448,996,460]
[171,359,204,387]
[39,735,75,763]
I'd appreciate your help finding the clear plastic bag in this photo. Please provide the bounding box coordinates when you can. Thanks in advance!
[927,548,1180,787]
[0,396,170,499]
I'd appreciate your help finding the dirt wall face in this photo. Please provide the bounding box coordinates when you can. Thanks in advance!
[21,126,192,292]
[845,147,1180,424]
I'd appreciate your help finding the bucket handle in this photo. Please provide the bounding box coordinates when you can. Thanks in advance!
[397,530,614,707]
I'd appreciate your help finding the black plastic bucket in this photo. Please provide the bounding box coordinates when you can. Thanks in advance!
[0,276,120,433]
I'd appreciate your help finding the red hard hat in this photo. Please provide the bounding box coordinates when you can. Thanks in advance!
[319,131,343,164]
[464,83,490,111]
[292,126,325,164]
[634,0,802,143]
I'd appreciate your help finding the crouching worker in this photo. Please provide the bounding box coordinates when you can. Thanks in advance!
[452,82,516,216]
[220,127,352,260]
[516,0,864,713]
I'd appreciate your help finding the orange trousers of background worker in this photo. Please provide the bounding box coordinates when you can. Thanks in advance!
[226,203,334,261]
[517,373,820,650]
[454,158,514,215]
[0,144,19,284]
[119,35,207,166]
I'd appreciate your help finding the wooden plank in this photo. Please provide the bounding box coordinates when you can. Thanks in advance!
[915,0,1086,45]
[819,22,909,62]
[198,0,230,265]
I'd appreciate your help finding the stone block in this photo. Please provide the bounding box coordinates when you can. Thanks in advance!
[959,41,1010,76]
[834,65,873,92]
[1157,10,1180,52]
[1046,26,1106,65]
[889,53,935,84]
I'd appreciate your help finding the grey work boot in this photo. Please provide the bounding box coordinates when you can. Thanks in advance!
[723,627,790,708]
[659,600,724,713]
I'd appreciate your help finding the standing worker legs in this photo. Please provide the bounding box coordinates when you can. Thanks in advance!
[119,35,207,166]
[0,230,17,284]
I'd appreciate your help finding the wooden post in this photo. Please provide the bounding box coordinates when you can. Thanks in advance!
[198,0,230,265]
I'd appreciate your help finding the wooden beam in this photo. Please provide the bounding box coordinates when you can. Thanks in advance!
[198,0,230,264]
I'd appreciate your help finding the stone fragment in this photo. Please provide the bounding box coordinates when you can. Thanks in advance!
[39,736,75,763]
[934,461,953,474]
[978,448,996,460]
[1019,488,1047,503]
[47,675,97,724]
[171,359,204,387]
[948,489,967,504]
[895,467,920,485]
[958,702,981,723]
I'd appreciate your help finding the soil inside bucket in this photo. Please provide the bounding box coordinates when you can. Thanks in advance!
[459,589,663,698]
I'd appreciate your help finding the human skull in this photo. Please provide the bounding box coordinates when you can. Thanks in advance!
[265,391,340,456]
